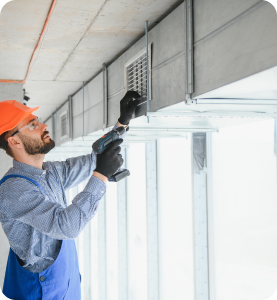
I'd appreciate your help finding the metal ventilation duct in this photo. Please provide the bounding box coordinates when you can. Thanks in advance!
[43,2,277,148]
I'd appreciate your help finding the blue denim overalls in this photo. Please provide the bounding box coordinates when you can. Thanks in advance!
[0,175,81,300]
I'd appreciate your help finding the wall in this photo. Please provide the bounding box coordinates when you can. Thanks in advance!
[0,82,23,288]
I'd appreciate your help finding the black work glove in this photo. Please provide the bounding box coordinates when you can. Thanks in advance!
[118,91,141,125]
[94,139,124,179]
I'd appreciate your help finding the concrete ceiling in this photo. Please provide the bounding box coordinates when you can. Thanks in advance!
[0,0,183,120]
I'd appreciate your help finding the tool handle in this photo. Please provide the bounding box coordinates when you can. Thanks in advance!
[109,169,130,182]
[92,131,117,154]
[92,127,127,154]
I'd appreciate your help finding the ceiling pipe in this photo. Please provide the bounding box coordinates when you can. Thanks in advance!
[0,0,58,84]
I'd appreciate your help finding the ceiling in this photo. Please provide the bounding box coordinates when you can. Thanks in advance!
[0,0,183,120]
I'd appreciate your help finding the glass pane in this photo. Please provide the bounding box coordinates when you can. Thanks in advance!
[106,181,119,300]
[212,119,277,300]
[127,143,148,300]
[157,136,194,300]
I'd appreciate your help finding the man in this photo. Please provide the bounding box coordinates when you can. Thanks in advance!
[0,91,140,300]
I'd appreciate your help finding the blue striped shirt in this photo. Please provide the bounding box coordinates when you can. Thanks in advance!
[0,125,124,273]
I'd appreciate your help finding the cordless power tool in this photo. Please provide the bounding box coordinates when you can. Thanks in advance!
[92,127,130,182]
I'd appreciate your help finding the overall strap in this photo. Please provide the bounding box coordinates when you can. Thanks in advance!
[0,175,45,195]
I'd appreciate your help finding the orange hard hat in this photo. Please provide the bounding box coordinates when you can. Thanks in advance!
[0,100,39,136]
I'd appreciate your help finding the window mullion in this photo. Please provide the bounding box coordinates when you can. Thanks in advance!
[146,141,159,300]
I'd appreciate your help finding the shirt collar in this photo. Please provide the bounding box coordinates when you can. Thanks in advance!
[13,160,46,176]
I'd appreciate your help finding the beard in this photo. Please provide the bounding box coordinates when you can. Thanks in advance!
[19,131,55,155]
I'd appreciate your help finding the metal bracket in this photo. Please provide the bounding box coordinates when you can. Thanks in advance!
[103,63,108,130]
[185,93,197,105]
[146,141,159,300]
[68,96,73,141]
[193,133,206,173]
[145,21,150,123]
[185,0,194,104]
[117,148,128,300]
[192,132,210,300]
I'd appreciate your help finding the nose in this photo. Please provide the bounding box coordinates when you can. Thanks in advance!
[42,123,48,132]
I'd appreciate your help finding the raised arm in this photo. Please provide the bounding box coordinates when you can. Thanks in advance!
[0,141,123,240]
[47,91,140,191]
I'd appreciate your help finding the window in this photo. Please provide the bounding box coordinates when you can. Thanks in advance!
[106,182,119,300]
[45,118,277,300]
[127,143,148,300]
[157,137,194,300]
[212,119,277,300]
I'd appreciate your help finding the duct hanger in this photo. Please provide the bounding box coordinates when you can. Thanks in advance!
[185,0,196,105]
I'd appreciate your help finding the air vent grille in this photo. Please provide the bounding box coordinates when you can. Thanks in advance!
[127,54,147,97]
[125,46,151,104]
[60,112,67,139]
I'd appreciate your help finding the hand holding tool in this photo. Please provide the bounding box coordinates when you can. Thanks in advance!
[94,139,124,180]
[93,127,130,182]
[118,91,140,125]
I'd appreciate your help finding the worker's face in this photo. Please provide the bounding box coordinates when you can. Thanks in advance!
[16,114,55,155]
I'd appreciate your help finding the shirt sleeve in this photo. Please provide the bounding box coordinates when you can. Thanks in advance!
[47,123,128,190]
[0,175,106,240]
[47,152,96,191]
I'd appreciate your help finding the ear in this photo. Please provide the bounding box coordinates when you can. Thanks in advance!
[7,136,23,149]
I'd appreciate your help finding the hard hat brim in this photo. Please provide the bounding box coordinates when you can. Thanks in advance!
[0,103,40,136]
